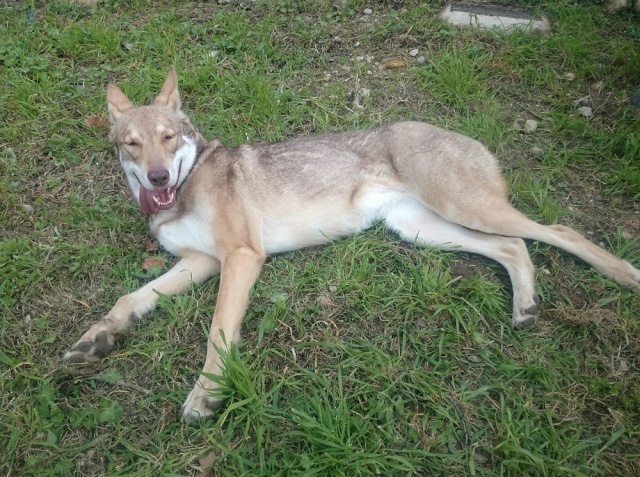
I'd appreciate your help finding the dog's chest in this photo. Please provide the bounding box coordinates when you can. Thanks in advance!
[152,213,215,257]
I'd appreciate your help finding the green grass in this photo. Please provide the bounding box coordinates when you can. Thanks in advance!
[1,0,640,475]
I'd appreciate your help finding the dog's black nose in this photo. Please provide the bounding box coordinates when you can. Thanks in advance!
[148,169,170,187]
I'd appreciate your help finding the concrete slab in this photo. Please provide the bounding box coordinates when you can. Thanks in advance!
[439,2,551,34]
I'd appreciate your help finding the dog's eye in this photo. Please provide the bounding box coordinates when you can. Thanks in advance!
[125,140,137,147]
[164,134,175,141]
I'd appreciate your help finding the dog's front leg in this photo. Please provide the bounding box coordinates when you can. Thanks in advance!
[64,252,220,363]
[181,246,265,424]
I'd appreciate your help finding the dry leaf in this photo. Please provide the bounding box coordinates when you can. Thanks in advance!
[84,114,110,131]
[145,239,159,252]
[197,451,217,476]
[384,59,408,70]
[142,257,166,270]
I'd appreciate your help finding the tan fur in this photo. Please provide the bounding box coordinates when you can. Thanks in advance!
[64,67,640,424]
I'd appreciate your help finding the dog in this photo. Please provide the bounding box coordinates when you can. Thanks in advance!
[64,67,640,424]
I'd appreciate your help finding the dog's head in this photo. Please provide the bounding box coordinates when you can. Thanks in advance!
[106,66,198,215]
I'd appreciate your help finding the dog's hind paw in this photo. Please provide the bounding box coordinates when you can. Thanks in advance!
[63,331,114,363]
[512,295,539,329]
[181,383,223,425]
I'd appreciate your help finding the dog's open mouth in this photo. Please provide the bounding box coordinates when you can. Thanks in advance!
[139,185,177,215]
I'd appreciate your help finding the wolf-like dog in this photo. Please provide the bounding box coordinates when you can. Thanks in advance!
[64,67,640,423]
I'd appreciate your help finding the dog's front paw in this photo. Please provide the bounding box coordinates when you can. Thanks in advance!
[63,330,114,363]
[181,380,223,425]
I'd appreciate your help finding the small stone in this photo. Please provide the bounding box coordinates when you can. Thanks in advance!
[123,42,134,51]
[622,231,633,240]
[473,452,489,464]
[323,73,332,81]
[615,358,629,375]
[578,106,593,117]
[557,181,569,189]
[512,118,525,131]
[523,119,538,133]
[384,59,408,69]
[590,81,604,93]
[22,204,34,214]
[363,8,372,15]
[563,72,576,81]
[416,55,425,64]
[531,146,544,157]
[575,96,590,107]
[542,268,551,275]
[328,285,338,293]
[315,295,333,308]
[467,354,483,363]
[409,48,419,57]
[352,87,371,109]
[594,195,603,202]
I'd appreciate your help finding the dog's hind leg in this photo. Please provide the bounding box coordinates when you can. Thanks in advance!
[64,252,220,363]
[384,199,540,328]
[438,199,640,292]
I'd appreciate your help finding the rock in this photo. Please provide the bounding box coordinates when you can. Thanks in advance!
[416,55,425,64]
[563,72,576,81]
[523,119,538,132]
[578,106,593,117]
[22,204,34,214]
[363,7,372,15]
[590,81,604,93]
[622,231,633,240]
[438,3,551,34]
[384,59,408,69]
[467,354,483,363]
[531,146,544,157]
[328,285,338,293]
[409,48,419,57]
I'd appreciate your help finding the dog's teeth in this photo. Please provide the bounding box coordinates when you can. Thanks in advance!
[152,189,176,207]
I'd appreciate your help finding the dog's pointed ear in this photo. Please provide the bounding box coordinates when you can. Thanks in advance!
[153,66,181,111]
[106,83,134,123]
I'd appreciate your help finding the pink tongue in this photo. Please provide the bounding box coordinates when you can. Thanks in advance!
[139,186,158,215]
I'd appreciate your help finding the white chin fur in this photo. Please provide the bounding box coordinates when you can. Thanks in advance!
[174,136,197,189]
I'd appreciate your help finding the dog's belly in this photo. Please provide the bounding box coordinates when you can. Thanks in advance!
[262,186,408,254]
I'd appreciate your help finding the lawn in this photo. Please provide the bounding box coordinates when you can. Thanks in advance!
[1,0,640,475]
